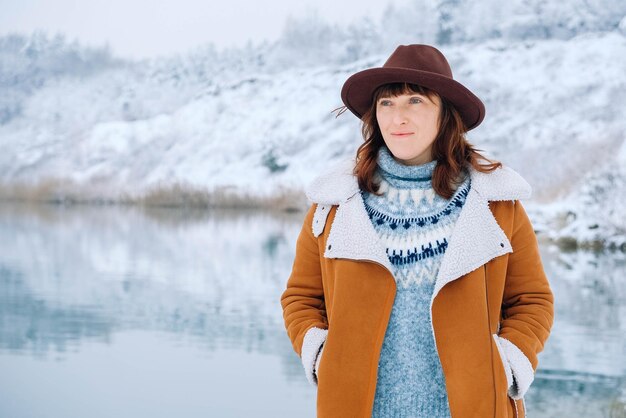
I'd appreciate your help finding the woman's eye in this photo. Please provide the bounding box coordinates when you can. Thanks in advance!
[379,100,392,106]
[409,97,422,104]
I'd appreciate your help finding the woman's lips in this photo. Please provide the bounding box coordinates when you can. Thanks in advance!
[391,132,414,136]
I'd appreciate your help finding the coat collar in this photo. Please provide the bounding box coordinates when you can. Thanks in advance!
[304,157,532,301]
[305,157,531,205]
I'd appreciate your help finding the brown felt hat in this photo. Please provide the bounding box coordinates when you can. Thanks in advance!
[340,44,485,130]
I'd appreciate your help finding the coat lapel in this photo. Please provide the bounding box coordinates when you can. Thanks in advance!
[323,192,394,272]
[433,184,511,299]
[305,158,532,298]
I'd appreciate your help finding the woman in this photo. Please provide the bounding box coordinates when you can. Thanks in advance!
[280,44,554,418]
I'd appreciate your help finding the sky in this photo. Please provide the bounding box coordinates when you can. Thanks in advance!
[0,0,404,59]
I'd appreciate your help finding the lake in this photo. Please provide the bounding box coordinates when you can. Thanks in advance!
[0,203,624,418]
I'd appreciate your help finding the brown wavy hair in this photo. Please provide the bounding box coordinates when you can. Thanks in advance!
[351,82,502,199]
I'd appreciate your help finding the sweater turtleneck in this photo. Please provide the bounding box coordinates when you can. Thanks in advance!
[376,145,438,185]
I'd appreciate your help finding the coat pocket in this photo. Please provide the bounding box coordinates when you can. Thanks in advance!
[302,326,328,386]
[492,333,514,390]
[493,334,527,418]
[314,343,325,379]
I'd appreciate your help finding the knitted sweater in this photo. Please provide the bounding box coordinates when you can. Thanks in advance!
[363,146,471,418]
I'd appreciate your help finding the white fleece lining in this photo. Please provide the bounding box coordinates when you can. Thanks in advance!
[312,204,331,237]
[497,336,535,400]
[305,158,359,205]
[431,187,513,301]
[323,193,393,271]
[301,326,328,386]
[493,334,514,389]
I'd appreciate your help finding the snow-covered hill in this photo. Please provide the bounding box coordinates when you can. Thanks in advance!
[1,0,625,249]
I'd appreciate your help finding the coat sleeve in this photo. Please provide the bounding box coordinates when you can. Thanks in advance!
[496,200,554,399]
[280,203,329,386]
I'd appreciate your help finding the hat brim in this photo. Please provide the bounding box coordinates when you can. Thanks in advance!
[340,67,485,130]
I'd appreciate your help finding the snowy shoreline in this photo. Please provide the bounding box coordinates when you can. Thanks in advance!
[0,185,623,252]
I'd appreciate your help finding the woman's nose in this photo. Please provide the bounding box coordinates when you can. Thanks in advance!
[392,108,409,124]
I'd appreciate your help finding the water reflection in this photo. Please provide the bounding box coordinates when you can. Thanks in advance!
[0,202,623,418]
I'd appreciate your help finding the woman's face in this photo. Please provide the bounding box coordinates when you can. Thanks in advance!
[375,92,441,166]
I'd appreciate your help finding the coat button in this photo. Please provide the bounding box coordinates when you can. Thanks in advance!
[328,244,332,250]
[500,243,505,247]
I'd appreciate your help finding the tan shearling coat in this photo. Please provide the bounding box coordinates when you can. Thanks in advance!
[280,158,554,418]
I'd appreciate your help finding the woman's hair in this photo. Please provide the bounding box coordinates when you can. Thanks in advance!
[353,82,502,199]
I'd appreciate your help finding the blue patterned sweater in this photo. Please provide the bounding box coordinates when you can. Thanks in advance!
[363,146,471,418]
